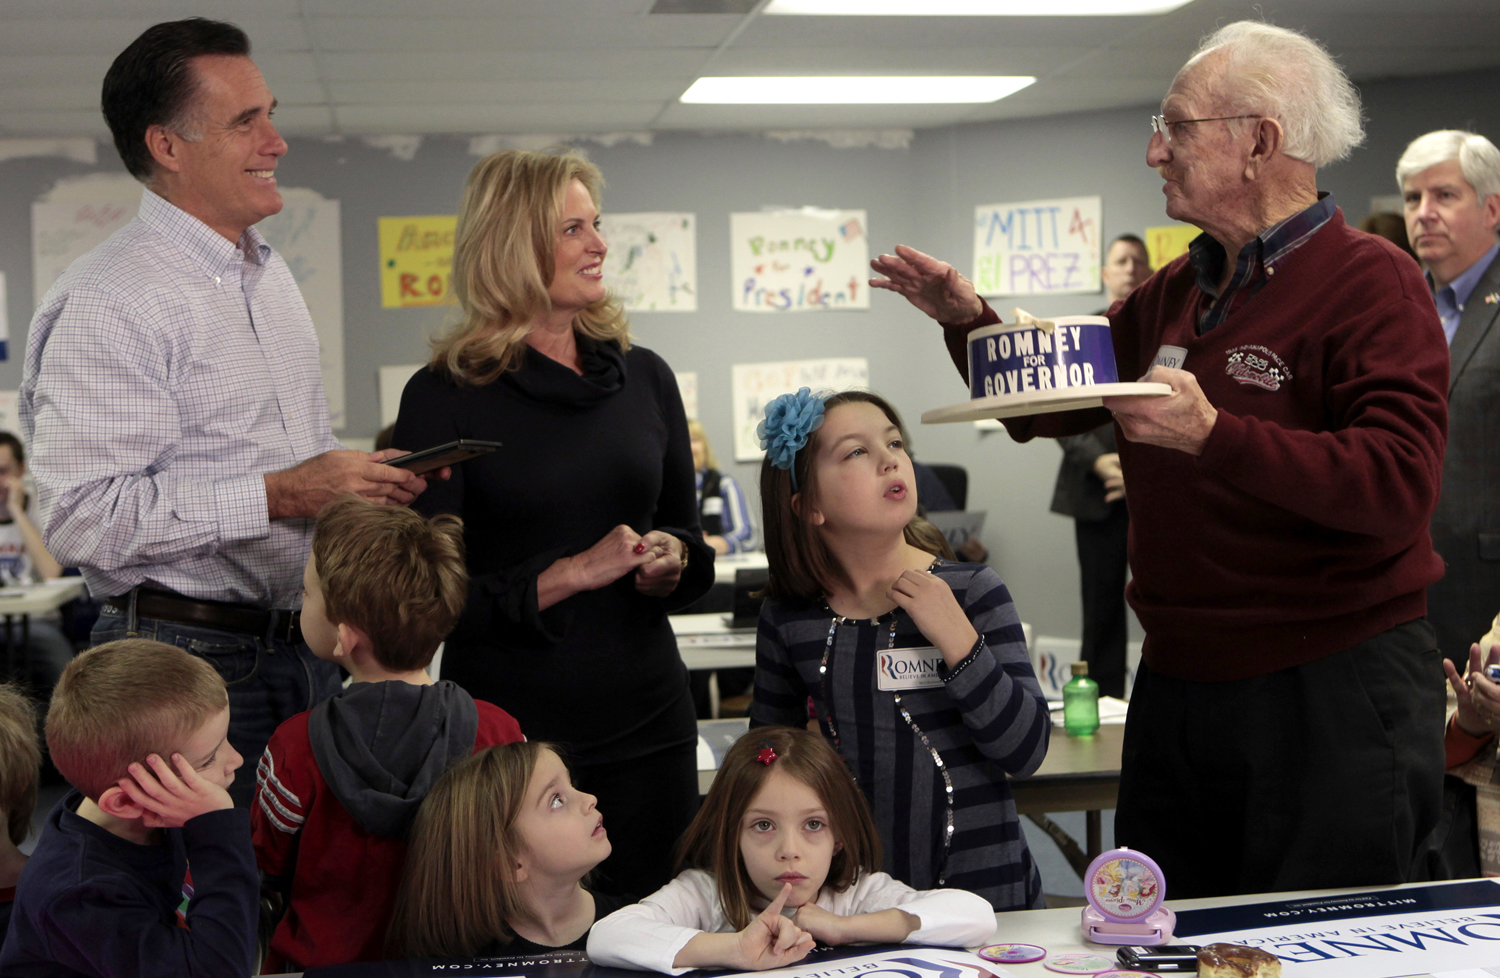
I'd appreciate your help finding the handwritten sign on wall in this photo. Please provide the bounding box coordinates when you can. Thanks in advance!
[31,172,141,307]
[1144,224,1198,271]
[731,208,870,313]
[600,212,697,312]
[731,357,869,461]
[973,196,1101,297]
[379,215,455,308]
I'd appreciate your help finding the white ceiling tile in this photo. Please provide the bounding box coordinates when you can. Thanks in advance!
[307,15,730,51]
[317,48,708,81]
[330,101,663,133]
[327,79,691,103]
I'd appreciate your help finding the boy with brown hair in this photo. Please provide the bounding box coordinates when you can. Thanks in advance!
[252,495,524,972]
[0,682,40,949]
[0,640,255,977]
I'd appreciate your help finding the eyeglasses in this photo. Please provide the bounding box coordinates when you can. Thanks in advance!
[1150,114,1262,143]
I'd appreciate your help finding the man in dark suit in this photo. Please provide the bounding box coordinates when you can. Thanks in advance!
[1399,130,1500,663]
[1051,233,1152,698]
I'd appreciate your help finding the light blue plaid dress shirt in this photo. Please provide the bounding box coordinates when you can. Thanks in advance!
[20,188,339,609]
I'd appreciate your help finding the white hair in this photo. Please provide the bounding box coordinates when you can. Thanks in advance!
[1185,21,1364,168]
[1396,130,1500,201]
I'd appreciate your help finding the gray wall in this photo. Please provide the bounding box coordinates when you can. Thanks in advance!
[2,65,1496,640]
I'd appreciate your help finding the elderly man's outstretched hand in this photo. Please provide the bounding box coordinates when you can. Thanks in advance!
[870,245,985,324]
[1103,365,1219,456]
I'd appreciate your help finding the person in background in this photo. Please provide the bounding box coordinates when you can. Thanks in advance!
[688,420,755,555]
[1435,611,1500,878]
[1049,233,1153,700]
[873,21,1448,898]
[1398,130,1500,667]
[19,18,428,808]
[0,682,40,950]
[0,434,74,697]
[1360,211,1416,260]
[394,149,713,898]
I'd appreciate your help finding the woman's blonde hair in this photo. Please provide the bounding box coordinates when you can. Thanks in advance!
[391,741,552,958]
[432,149,630,385]
[686,419,719,471]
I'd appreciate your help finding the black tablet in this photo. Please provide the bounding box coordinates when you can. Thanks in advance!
[386,439,501,475]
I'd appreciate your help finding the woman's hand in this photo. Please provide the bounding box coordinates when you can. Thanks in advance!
[1446,642,1500,737]
[634,530,686,597]
[672,883,814,971]
[538,526,661,610]
[706,533,731,556]
[889,569,979,668]
[570,525,662,593]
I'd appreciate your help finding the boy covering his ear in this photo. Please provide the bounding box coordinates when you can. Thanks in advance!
[0,639,256,977]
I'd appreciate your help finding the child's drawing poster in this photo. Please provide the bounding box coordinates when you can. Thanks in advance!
[731,208,869,313]
[973,196,1101,298]
[731,358,868,461]
[600,212,696,311]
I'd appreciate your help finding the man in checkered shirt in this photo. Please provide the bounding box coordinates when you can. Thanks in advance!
[20,19,431,806]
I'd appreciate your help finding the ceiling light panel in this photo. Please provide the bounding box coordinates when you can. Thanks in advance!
[680,75,1035,103]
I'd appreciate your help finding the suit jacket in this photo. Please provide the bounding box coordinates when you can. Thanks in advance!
[1051,422,1121,522]
[1429,249,1500,658]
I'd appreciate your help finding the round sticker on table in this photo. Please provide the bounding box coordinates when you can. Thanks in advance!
[1095,971,1157,978]
[1043,954,1116,975]
[978,944,1046,964]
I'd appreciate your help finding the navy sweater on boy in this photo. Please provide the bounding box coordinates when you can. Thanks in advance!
[0,791,256,977]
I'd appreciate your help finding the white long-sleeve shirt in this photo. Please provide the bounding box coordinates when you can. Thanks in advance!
[587,869,996,974]
[20,189,339,608]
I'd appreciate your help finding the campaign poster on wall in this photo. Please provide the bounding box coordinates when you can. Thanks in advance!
[731,357,868,461]
[378,215,456,308]
[1145,223,1199,270]
[973,196,1101,298]
[731,208,870,313]
[600,212,697,312]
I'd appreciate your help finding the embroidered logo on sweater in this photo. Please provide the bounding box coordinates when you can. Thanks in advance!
[1224,345,1291,391]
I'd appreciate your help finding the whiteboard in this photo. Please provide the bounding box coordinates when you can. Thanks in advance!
[730,357,869,462]
[30,174,348,429]
[731,208,870,312]
[600,212,697,312]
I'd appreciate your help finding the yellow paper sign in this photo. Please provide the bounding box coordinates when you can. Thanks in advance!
[1144,224,1199,270]
[379,215,456,308]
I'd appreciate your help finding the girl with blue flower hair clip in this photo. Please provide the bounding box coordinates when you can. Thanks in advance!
[748,388,1050,913]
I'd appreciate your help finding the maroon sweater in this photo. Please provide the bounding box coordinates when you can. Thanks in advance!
[944,210,1448,681]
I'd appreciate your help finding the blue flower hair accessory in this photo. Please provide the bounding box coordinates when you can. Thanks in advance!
[757,387,826,491]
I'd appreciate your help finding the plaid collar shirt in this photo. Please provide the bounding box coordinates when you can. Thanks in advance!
[20,189,338,608]
[1188,192,1338,335]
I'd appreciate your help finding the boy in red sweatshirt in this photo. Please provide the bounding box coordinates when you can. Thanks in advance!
[252,496,523,971]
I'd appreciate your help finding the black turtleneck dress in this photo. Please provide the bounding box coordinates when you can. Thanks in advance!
[393,338,713,896]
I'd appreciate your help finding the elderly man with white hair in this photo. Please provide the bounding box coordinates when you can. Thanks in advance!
[1397,131,1500,676]
[872,22,1448,897]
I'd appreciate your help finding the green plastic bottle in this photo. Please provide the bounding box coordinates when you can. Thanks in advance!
[1063,660,1100,736]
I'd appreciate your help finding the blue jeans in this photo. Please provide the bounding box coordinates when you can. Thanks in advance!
[92,602,343,808]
